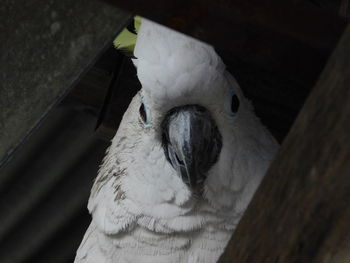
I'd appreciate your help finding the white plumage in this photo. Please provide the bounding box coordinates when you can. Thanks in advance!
[75,19,279,263]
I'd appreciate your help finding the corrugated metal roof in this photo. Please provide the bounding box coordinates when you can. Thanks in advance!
[0,102,109,263]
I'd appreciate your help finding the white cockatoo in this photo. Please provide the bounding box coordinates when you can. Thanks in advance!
[75,18,279,263]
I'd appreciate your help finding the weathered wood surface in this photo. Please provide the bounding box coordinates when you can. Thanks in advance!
[219,25,350,263]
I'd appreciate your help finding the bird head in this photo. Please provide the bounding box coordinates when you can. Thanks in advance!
[89,19,278,233]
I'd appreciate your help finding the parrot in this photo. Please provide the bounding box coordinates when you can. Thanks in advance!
[74,18,279,263]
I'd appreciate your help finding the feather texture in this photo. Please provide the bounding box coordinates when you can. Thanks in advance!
[75,19,279,263]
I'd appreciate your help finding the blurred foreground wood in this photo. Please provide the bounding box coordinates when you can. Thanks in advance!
[219,25,350,263]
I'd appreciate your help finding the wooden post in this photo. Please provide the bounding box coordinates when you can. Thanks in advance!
[219,25,350,263]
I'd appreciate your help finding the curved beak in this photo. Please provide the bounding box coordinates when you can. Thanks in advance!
[161,105,222,189]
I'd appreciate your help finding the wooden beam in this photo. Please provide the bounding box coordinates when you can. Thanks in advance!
[95,54,141,140]
[104,0,346,86]
[219,25,350,263]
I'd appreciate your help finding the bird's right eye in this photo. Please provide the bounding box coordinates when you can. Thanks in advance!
[139,100,152,127]
[139,103,147,123]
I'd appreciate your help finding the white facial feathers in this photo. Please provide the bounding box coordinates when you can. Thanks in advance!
[76,18,279,263]
[134,19,233,111]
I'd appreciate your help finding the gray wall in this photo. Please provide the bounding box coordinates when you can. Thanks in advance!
[0,0,130,166]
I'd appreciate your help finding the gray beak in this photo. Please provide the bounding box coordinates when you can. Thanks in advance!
[161,105,222,189]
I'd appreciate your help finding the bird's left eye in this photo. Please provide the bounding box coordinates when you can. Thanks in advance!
[231,94,240,114]
[139,100,152,126]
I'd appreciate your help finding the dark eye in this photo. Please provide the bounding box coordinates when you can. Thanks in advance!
[231,94,240,114]
[139,103,147,123]
[139,100,152,126]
